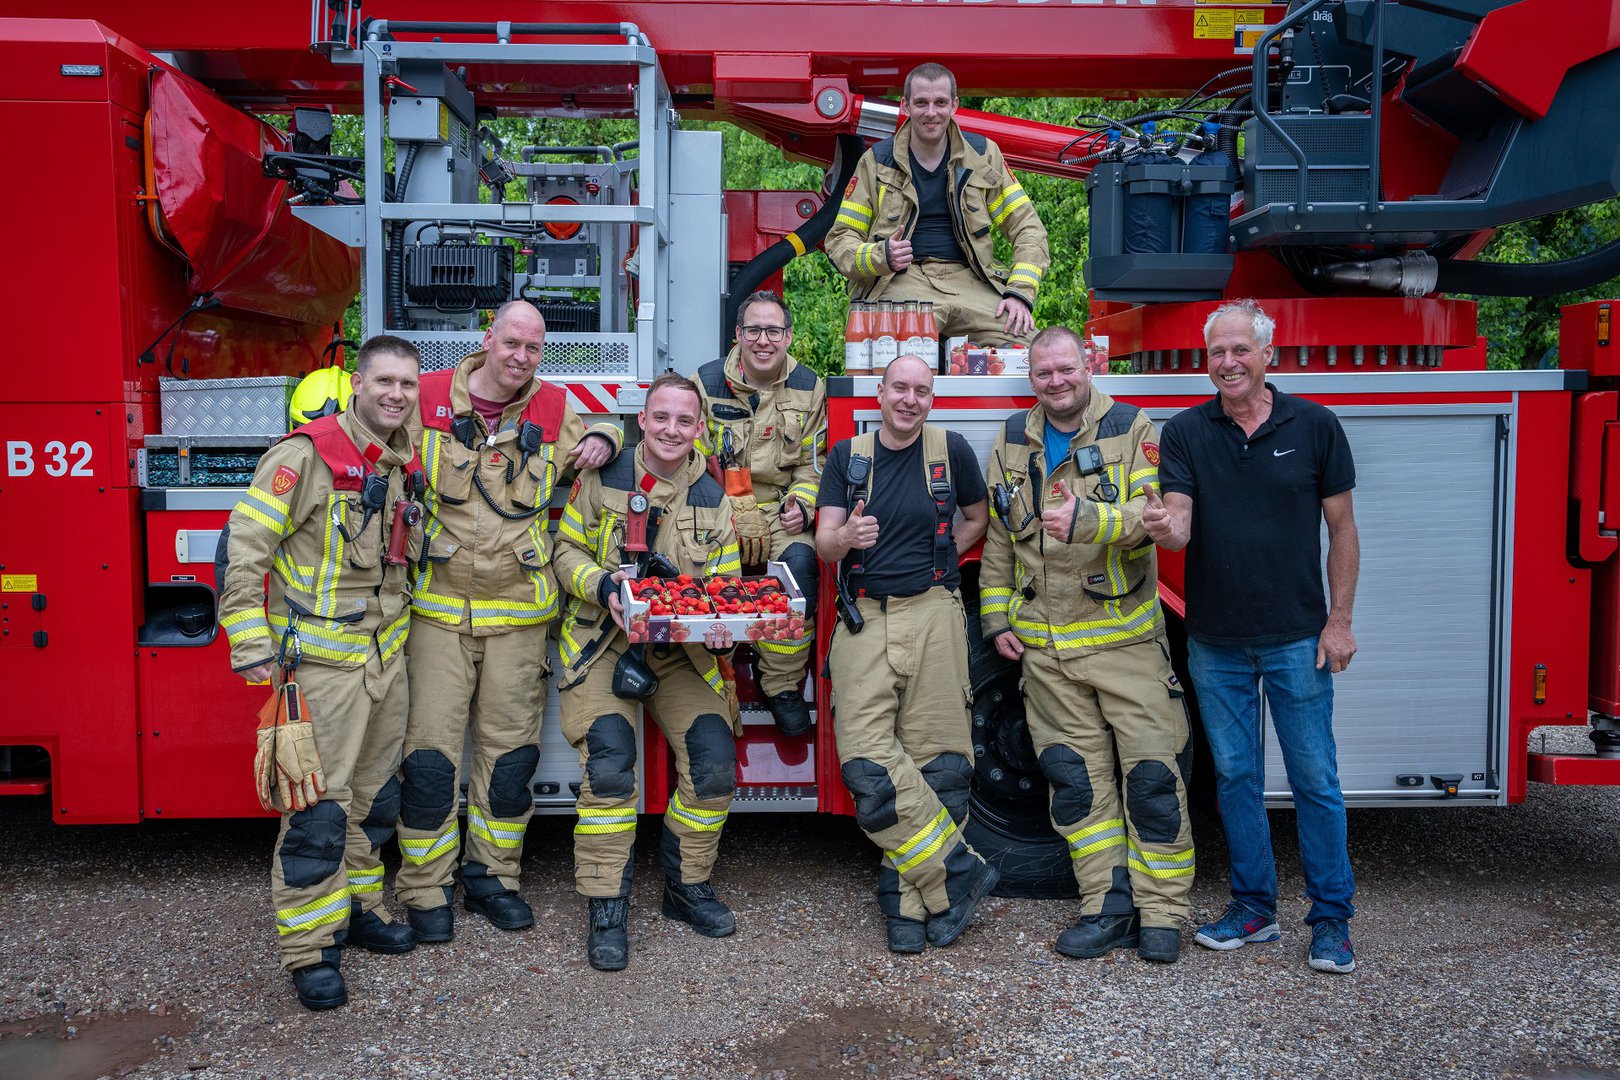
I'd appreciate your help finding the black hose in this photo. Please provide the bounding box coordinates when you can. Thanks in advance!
[722,133,864,340]
[1437,236,1620,297]
[387,143,421,330]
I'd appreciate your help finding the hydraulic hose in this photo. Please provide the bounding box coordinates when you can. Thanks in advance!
[723,133,864,339]
[1436,236,1620,297]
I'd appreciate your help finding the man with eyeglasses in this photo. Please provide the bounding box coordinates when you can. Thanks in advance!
[825,62,1049,347]
[694,291,826,736]
[980,325,1195,964]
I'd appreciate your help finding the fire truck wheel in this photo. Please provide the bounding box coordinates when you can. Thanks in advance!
[964,789,1078,900]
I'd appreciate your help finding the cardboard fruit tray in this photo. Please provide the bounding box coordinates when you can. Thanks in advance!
[623,560,807,645]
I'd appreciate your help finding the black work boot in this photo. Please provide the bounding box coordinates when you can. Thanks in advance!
[765,690,812,737]
[464,890,534,931]
[291,947,346,1011]
[407,904,454,943]
[661,878,737,938]
[347,905,418,954]
[926,860,1000,947]
[587,897,630,972]
[886,916,927,955]
[1137,926,1182,964]
[1055,912,1142,959]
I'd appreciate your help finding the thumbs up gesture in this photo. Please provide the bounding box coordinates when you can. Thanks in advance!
[1041,480,1083,543]
[1141,485,1174,544]
[842,498,881,550]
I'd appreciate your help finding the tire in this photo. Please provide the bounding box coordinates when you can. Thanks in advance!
[961,569,1077,900]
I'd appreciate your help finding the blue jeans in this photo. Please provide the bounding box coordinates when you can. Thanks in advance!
[1188,636,1355,925]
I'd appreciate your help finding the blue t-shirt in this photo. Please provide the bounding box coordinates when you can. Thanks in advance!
[1044,420,1075,474]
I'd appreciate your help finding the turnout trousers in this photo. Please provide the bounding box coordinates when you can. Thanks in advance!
[270,652,408,970]
[561,644,737,897]
[753,517,818,699]
[395,619,548,909]
[1021,637,1194,928]
[830,587,987,922]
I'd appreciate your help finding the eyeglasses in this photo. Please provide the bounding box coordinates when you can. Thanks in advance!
[740,325,787,342]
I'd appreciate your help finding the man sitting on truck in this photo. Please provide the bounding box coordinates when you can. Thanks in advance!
[824,62,1050,347]
[815,354,998,954]
[552,372,744,972]
[694,290,826,735]
[218,335,425,1011]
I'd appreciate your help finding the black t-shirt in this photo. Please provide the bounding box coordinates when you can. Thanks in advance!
[817,428,987,599]
[1159,385,1355,646]
[909,152,968,264]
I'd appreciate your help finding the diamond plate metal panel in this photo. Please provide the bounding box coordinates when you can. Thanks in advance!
[403,332,634,376]
[159,377,299,437]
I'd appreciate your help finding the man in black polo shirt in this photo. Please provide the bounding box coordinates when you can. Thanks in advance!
[816,354,998,954]
[1142,299,1361,974]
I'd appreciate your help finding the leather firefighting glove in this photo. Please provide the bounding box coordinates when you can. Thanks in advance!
[731,494,772,567]
[253,677,327,812]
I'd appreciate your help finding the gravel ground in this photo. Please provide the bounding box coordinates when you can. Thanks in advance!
[1,733,1617,1080]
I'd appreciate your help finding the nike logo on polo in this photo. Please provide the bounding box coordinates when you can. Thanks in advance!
[1273,449,1296,457]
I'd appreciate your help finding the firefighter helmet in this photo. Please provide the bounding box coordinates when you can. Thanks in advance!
[289,366,353,427]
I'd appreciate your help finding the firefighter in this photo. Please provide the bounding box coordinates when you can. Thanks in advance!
[980,325,1195,964]
[553,372,744,971]
[218,335,425,1011]
[814,354,998,954]
[394,301,620,942]
[824,62,1049,347]
[694,290,826,735]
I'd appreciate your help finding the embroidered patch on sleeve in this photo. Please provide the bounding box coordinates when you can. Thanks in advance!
[271,465,300,496]
[1142,443,1160,466]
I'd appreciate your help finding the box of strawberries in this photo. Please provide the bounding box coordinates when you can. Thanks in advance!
[622,559,808,645]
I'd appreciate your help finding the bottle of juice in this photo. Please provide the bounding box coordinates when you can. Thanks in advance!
[920,302,940,372]
[844,302,872,374]
[872,300,898,374]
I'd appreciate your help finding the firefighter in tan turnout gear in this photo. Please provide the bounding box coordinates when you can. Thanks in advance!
[980,326,1195,964]
[395,302,620,942]
[553,373,744,971]
[219,335,425,1011]
[815,355,999,954]
[824,63,1049,346]
[694,290,826,735]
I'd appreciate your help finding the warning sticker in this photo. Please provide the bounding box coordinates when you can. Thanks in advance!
[1194,8,1267,39]
[2,574,38,592]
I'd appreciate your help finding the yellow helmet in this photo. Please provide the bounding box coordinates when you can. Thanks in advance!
[289,366,352,427]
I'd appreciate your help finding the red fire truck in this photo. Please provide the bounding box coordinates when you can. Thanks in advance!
[3,0,1618,896]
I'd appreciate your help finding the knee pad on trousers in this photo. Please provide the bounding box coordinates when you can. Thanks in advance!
[920,753,972,825]
[279,802,347,889]
[1125,760,1183,844]
[400,748,457,830]
[780,542,818,622]
[585,714,637,799]
[360,776,402,848]
[1038,745,1093,827]
[684,714,738,801]
[488,745,540,818]
[840,759,900,834]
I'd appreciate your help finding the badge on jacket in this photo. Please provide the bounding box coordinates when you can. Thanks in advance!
[1142,443,1160,466]
[272,465,299,496]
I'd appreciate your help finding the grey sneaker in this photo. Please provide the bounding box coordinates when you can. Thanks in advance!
[1194,902,1282,951]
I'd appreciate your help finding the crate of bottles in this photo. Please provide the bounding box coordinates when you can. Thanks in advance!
[844,300,939,375]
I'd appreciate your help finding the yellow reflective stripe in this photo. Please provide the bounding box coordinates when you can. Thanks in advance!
[1011,261,1044,280]
[1128,839,1196,878]
[787,480,819,506]
[1063,817,1126,859]
[699,661,725,696]
[575,806,637,834]
[469,805,528,849]
[839,200,872,220]
[987,184,1025,216]
[1007,273,1041,290]
[1090,504,1124,544]
[1011,597,1161,649]
[992,193,1031,227]
[558,503,590,547]
[378,611,411,662]
[348,866,384,895]
[667,791,729,832]
[836,213,871,234]
[276,886,351,935]
[980,587,1013,617]
[707,543,741,578]
[400,824,460,865]
[756,634,811,655]
[887,807,956,874]
[273,551,315,589]
[239,487,292,535]
[570,562,607,602]
[221,608,270,645]
[593,510,620,566]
